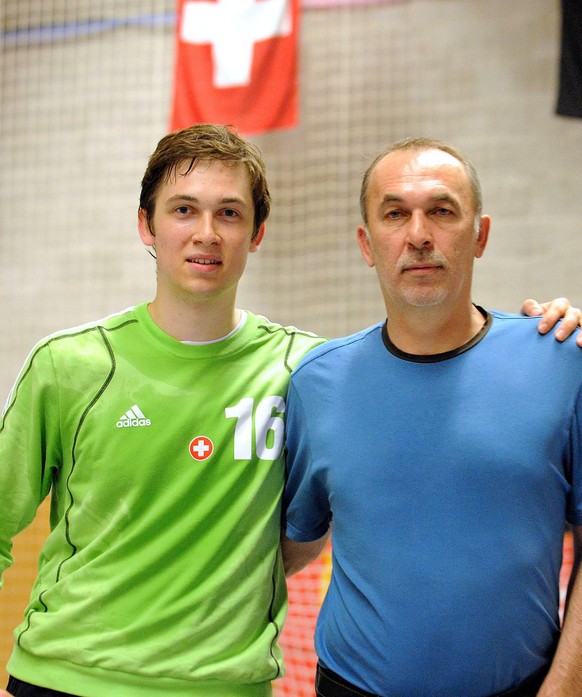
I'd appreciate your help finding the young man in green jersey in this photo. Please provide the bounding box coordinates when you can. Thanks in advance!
[0,124,325,697]
[1,124,581,697]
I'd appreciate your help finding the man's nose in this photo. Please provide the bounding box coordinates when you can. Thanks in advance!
[406,211,433,248]
[193,213,219,244]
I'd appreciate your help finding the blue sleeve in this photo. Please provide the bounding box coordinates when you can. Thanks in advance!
[283,379,331,542]
[567,385,582,526]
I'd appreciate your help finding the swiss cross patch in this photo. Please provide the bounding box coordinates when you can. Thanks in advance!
[189,435,214,461]
[170,0,299,135]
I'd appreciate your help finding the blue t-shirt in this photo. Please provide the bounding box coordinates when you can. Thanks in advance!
[284,311,582,697]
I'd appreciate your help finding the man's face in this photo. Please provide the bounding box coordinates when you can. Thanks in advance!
[357,148,489,314]
[138,159,264,307]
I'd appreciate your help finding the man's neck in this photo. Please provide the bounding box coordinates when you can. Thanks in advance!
[146,294,241,343]
[385,303,486,356]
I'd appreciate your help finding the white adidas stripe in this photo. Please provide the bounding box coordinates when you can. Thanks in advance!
[119,404,148,422]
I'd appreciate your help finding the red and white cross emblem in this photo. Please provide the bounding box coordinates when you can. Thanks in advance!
[180,0,292,87]
[189,436,214,461]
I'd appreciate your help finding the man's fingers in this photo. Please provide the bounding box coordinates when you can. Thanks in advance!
[521,298,544,318]
[535,298,571,335]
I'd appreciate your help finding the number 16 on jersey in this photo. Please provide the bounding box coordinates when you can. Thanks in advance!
[225,396,286,461]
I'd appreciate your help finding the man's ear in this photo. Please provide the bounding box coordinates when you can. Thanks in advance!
[357,225,375,268]
[138,208,155,246]
[474,215,490,259]
[249,222,266,253]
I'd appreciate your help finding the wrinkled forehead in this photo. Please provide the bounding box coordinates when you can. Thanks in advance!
[370,148,473,203]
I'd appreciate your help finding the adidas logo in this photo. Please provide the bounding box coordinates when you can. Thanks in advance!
[116,404,151,428]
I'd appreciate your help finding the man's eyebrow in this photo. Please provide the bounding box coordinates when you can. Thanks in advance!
[380,194,404,205]
[380,192,460,203]
[432,192,460,206]
[378,192,461,208]
[165,194,249,206]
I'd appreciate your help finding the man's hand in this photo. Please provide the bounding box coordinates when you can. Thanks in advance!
[0,690,14,696]
[521,298,582,347]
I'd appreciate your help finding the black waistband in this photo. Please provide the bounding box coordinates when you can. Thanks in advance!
[492,663,550,697]
[6,677,77,697]
[316,663,550,697]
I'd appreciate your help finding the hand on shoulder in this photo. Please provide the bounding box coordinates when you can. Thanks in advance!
[521,297,582,346]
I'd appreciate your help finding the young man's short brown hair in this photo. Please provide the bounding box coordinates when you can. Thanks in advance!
[140,124,271,239]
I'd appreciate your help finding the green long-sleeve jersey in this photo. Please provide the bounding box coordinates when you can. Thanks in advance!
[0,304,324,697]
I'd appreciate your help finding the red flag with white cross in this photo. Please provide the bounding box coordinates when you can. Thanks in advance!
[170,0,300,135]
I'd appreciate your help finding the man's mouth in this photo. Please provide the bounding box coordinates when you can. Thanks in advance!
[399,255,447,274]
[403,263,441,272]
[188,257,221,266]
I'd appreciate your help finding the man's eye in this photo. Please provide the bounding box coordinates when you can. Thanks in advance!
[175,206,190,215]
[222,209,239,218]
[385,210,401,219]
[435,207,452,216]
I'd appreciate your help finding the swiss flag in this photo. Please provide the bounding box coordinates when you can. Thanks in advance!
[170,0,300,135]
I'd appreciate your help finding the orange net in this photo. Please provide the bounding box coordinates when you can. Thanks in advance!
[275,541,331,697]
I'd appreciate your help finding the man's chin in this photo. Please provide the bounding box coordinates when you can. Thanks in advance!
[401,290,447,308]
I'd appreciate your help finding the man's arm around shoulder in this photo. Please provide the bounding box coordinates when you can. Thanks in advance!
[537,526,582,696]
[282,530,330,577]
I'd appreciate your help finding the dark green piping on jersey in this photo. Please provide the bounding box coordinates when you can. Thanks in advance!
[267,546,284,680]
[256,321,325,374]
[57,325,118,583]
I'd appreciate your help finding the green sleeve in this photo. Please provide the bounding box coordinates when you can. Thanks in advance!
[0,342,61,585]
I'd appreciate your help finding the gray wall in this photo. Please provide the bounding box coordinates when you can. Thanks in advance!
[2,0,581,401]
